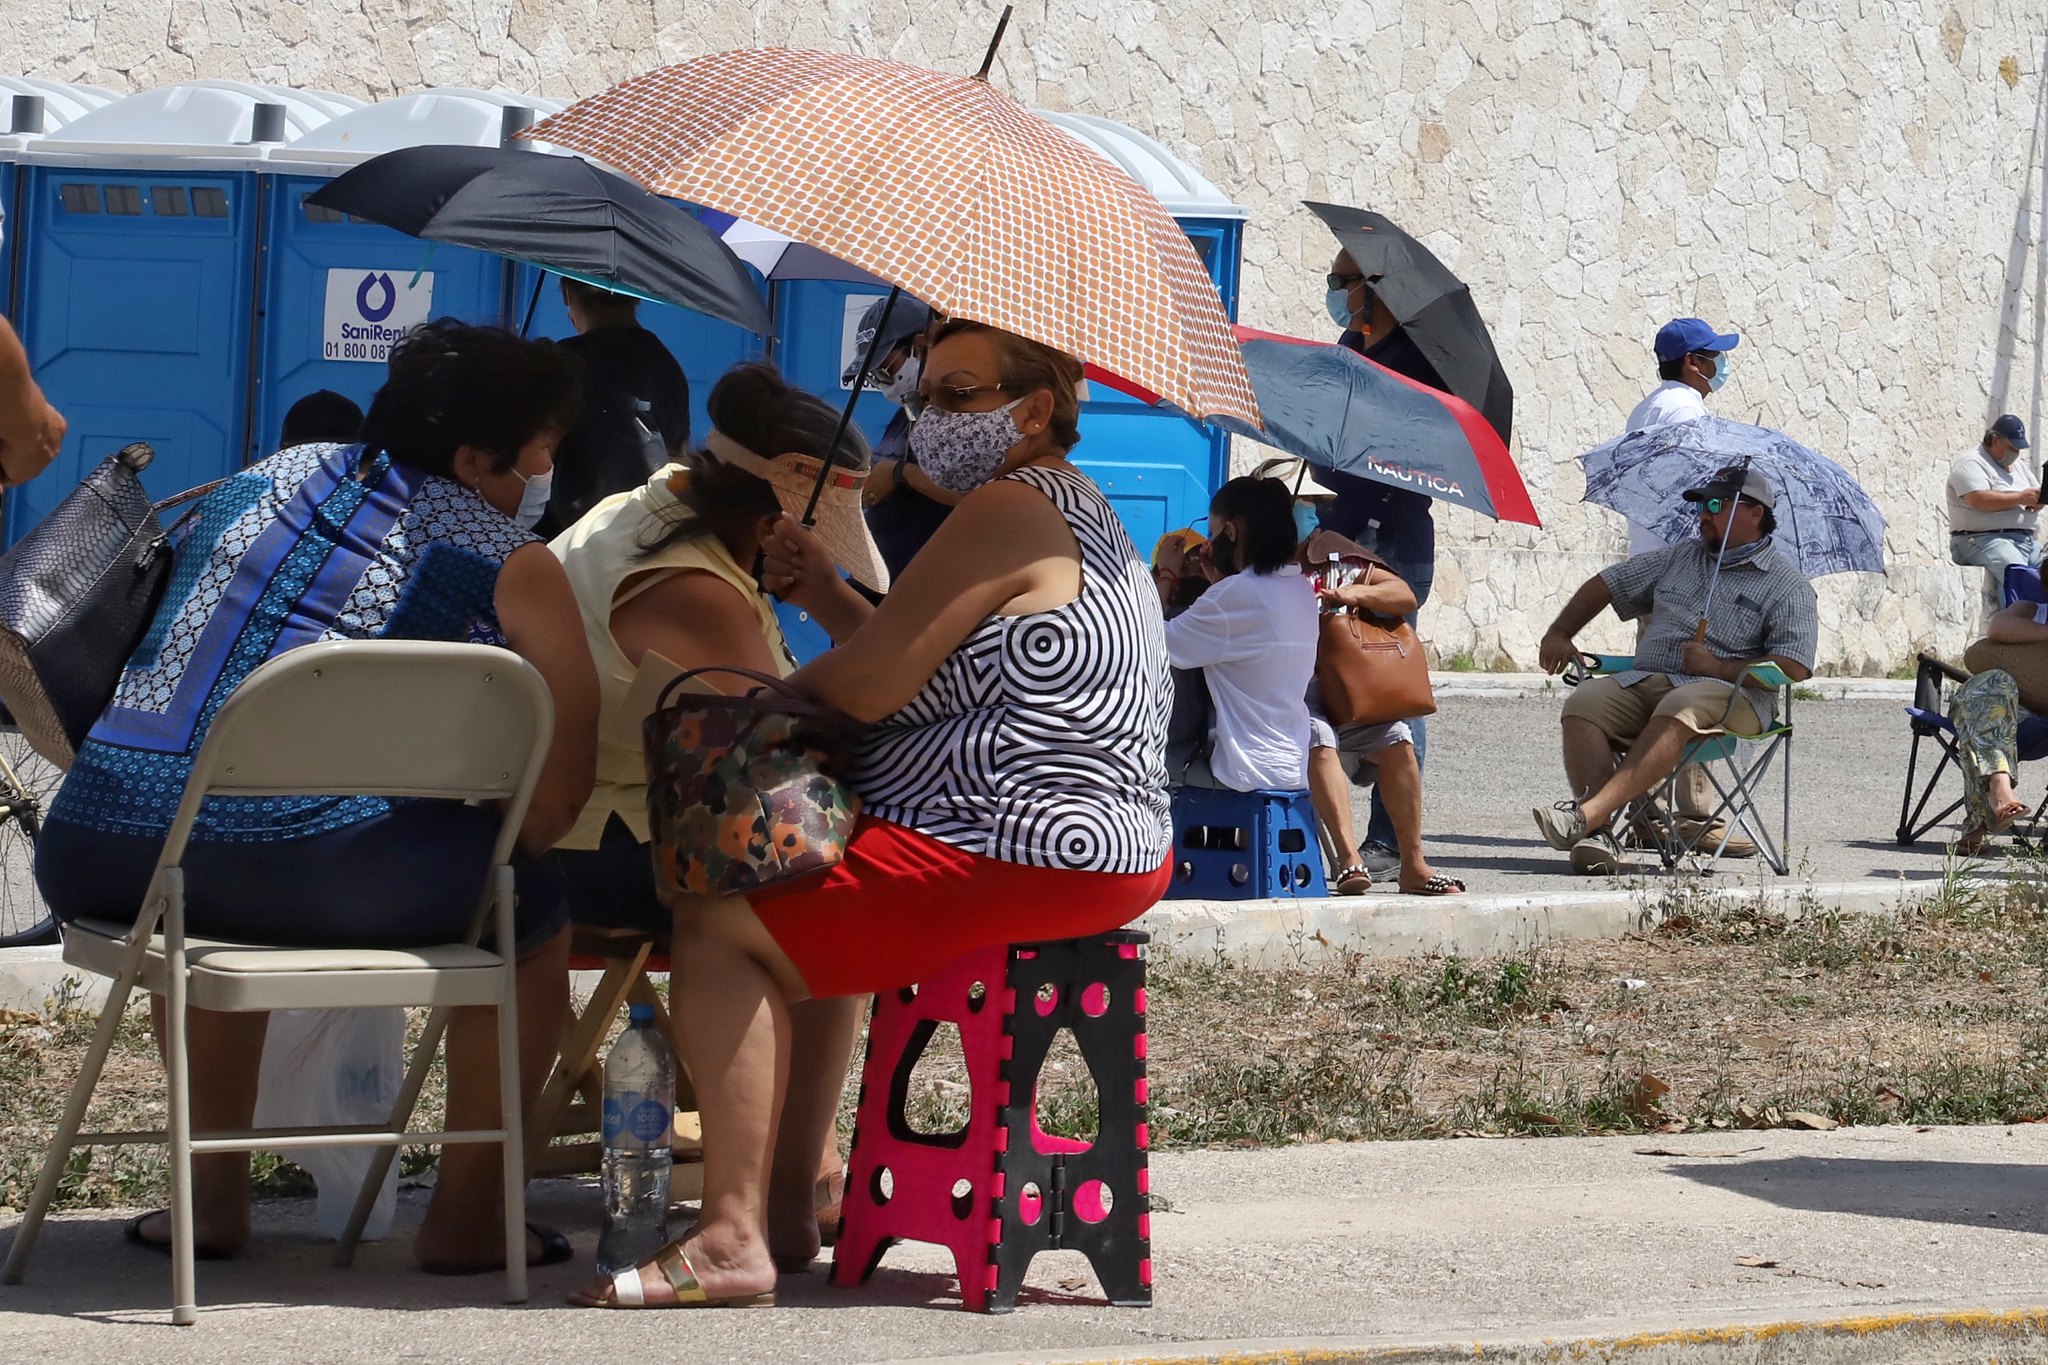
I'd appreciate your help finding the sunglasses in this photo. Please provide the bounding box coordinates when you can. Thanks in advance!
[1699,495,1750,515]
[1326,271,1367,291]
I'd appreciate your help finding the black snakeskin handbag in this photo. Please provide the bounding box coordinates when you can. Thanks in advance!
[0,442,218,767]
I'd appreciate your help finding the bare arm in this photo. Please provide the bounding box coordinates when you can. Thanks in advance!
[1319,562,1418,617]
[609,568,787,690]
[493,543,600,855]
[1962,488,2041,513]
[864,457,968,509]
[1538,575,1615,674]
[1987,600,2048,644]
[1678,638,1814,684]
[789,476,1081,722]
[0,317,64,487]
[758,514,875,644]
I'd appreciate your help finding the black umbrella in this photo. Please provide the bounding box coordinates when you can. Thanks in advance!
[308,145,771,335]
[1306,200,1513,444]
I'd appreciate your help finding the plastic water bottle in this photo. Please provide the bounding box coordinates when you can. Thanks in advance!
[596,1004,674,1275]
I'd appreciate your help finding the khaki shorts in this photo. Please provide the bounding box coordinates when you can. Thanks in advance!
[1560,674,1760,743]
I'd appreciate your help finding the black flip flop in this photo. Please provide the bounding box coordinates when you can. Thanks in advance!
[421,1220,574,1276]
[123,1211,234,1261]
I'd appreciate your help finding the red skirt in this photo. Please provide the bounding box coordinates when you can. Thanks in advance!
[746,814,1170,999]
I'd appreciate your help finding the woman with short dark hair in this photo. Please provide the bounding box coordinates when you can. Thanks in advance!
[35,318,601,1275]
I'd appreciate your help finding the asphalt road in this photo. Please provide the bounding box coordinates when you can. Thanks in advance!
[7,1126,2048,1361]
[1365,693,1958,897]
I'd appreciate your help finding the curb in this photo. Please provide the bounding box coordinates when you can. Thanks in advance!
[1428,672,1913,702]
[1127,875,1940,967]
[0,875,1962,1012]
[921,1304,2048,1363]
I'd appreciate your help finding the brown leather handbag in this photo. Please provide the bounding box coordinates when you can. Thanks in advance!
[1316,608,1436,728]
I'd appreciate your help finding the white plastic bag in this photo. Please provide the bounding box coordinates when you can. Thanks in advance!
[252,1006,405,1241]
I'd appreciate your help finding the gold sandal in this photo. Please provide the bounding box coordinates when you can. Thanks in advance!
[596,1241,777,1310]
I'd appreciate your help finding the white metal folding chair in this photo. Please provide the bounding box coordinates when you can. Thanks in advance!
[1,640,553,1324]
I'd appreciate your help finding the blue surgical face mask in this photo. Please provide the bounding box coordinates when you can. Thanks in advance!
[1706,351,1730,393]
[1292,500,1320,545]
[511,465,553,530]
[1326,288,1353,331]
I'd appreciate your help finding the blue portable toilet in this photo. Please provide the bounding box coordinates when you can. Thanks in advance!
[0,78,119,317]
[259,88,565,461]
[515,244,767,454]
[10,81,360,539]
[1035,111,1245,551]
[765,109,1246,553]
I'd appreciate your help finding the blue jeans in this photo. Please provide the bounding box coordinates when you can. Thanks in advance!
[1362,558,1433,851]
[37,802,567,954]
[1951,530,2044,582]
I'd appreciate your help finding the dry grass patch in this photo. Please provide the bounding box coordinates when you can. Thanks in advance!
[12,871,2048,1211]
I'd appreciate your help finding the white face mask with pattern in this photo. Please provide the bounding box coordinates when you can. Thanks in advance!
[907,396,1026,492]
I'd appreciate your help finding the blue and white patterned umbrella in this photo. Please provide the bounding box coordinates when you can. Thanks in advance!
[1579,415,1886,577]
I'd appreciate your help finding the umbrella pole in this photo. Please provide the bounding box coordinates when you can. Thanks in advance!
[803,286,901,525]
[518,275,544,338]
[1695,454,1753,635]
[974,6,1015,80]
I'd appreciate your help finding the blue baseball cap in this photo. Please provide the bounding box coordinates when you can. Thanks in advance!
[1993,414,2031,450]
[1654,317,1741,362]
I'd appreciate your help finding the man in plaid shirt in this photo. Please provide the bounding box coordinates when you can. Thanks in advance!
[1531,464,1819,873]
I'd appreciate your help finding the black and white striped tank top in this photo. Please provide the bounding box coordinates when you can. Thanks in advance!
[850,462,1172,874]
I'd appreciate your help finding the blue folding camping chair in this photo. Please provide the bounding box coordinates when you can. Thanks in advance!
[1896,564,2048,845]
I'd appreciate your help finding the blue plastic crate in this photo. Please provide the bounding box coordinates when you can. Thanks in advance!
[1166,787,1326,900]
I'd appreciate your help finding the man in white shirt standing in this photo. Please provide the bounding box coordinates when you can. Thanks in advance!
[1948,415,2042,582]
[1617,315,1745,857]
[1622,317,1740,554]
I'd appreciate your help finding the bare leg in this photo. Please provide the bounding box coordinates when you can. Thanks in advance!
[1308,745,1362,866]
[1561,717,1620,806]
[1959,771,2030,854]
[413,925,570,1271]
[132,1003,268,1255]
[1579,718,1693,830]
[1364,743,1461,893]
[766,996,861,1265]
[573,894,805,1305]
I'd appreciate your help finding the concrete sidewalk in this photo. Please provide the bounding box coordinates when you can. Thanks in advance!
[5,1124,2048,1361]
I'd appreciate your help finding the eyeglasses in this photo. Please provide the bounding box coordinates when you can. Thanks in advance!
[1326,271,1366,291]
[905,382,1015,418]
[1700,495,1748,515]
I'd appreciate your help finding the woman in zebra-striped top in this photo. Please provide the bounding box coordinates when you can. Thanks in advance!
[576,320,1171,1310]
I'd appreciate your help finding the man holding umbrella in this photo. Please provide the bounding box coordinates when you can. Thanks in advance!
[1533,465,1818,874]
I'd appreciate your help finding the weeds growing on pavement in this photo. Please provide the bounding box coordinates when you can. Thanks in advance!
[16,875,2048,1213]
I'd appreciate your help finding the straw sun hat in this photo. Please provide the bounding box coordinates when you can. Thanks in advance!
[701,429,891,592]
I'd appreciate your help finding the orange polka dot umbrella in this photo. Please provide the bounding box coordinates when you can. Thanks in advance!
[525,47,1260,428]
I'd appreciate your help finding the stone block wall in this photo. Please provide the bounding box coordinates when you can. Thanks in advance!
[4,0,2046,672]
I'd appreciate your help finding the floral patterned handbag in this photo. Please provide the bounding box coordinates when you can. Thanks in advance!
[642,666,863,899]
